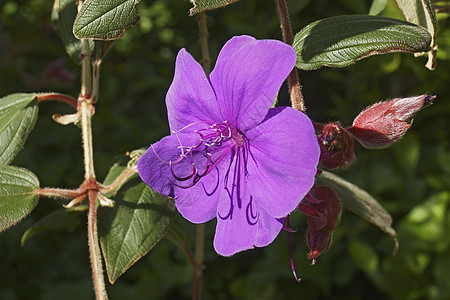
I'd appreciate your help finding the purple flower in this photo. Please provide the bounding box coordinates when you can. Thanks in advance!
[138,35,320,256]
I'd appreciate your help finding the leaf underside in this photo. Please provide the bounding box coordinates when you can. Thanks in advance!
[317,171,397,239]
[189,0,241,15]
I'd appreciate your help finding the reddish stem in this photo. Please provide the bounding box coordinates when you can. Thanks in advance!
[275,0,305,112]
[37,93,78,109]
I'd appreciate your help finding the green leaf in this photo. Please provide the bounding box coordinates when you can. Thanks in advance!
[189,0,241,15]
[0,93,38,165]
[52,0,95,63]
[317,171,397,240]
[73,0,141,40]
[292,15,432,70]
[369,0,388,15]
[394,0,438,69]
[0,165,40,232]
[99,158,175,283]
[21,205,87,246]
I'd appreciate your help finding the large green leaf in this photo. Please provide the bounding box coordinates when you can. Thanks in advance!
[292,15,432,70]
[21,205,87,246]
[99,158,175,283]
[395,0,437,69]
[52,0,95,63]
[189,0,241,15]
[0,166,40,232]
[0,93,38,165]
[317,171,397,239]
[73,0,141,40]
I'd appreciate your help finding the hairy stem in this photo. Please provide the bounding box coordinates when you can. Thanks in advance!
[34,187,85,199]
[37,93,78,109]
[98,167,137,196]
[77,3,106,296]
[88,190,108,300]
[275,0,305,112]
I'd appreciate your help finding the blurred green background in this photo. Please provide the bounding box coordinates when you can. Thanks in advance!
[1,0,449,299]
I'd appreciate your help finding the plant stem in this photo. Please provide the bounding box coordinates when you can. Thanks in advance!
[34,186,85,199]
[80,100,96,180]
[98,167,137,197]
[275,0,306,112]
[77,5,106,295]
[37,93,78,109]
[88,190,108,300]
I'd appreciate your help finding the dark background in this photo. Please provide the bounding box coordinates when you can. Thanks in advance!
[1,0,450,299]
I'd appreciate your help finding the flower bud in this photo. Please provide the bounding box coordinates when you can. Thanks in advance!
[316,122,355,170]
[298,185,342,262]
[348,95,435,149]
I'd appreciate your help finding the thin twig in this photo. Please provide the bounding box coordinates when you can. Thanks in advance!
[37,93,78,109]
[275,0,306,112]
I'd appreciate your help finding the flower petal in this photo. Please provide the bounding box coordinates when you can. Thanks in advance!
[166,49,222,132]
[174,167,221,224]
[209,35,296,131]
[213,148,283,256]
[246,107,320,218]
[137,132,205,197]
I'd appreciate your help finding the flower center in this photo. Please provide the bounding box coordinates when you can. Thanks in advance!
[168,121,244,189]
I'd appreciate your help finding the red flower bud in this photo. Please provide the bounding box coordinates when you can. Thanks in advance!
[298,185,342,263]
[348,95,435,149]
[316,122,355,170]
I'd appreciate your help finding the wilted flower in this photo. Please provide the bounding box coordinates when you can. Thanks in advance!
[298,185,342,263]
[315,122,355,169]
[348,95,435,149]
[138,36,320,256]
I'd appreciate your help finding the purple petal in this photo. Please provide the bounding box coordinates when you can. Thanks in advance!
[137,132,205,197]
[166,49,222,132]
[174,166,221,224]
[212,148,283,256]
[246,107,320,218]
[254,208,284,247]
[209,35,296,131]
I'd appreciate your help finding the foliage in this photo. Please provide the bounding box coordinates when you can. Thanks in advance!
[0,0,449,299]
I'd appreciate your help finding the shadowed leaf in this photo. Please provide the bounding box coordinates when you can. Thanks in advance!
[317,171,397,240]
[0,93,38,165]
[99,157,175,283]
[21,205,88,246]
[0,166,40,232]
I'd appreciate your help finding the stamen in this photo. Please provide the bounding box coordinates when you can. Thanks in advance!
[286,216,302,283]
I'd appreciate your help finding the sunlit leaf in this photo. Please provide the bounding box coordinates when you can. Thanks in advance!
[0,166,39,232]
[99,158,175,283]
[292,15,432,70]
[73,0,140,40]
[369,0,388,15]
[0,93,38,165]
[52,0,94,63]
[395,0,437,69]
[317,171,397,240]
[21,205,87,246]
[189,0,241,15]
